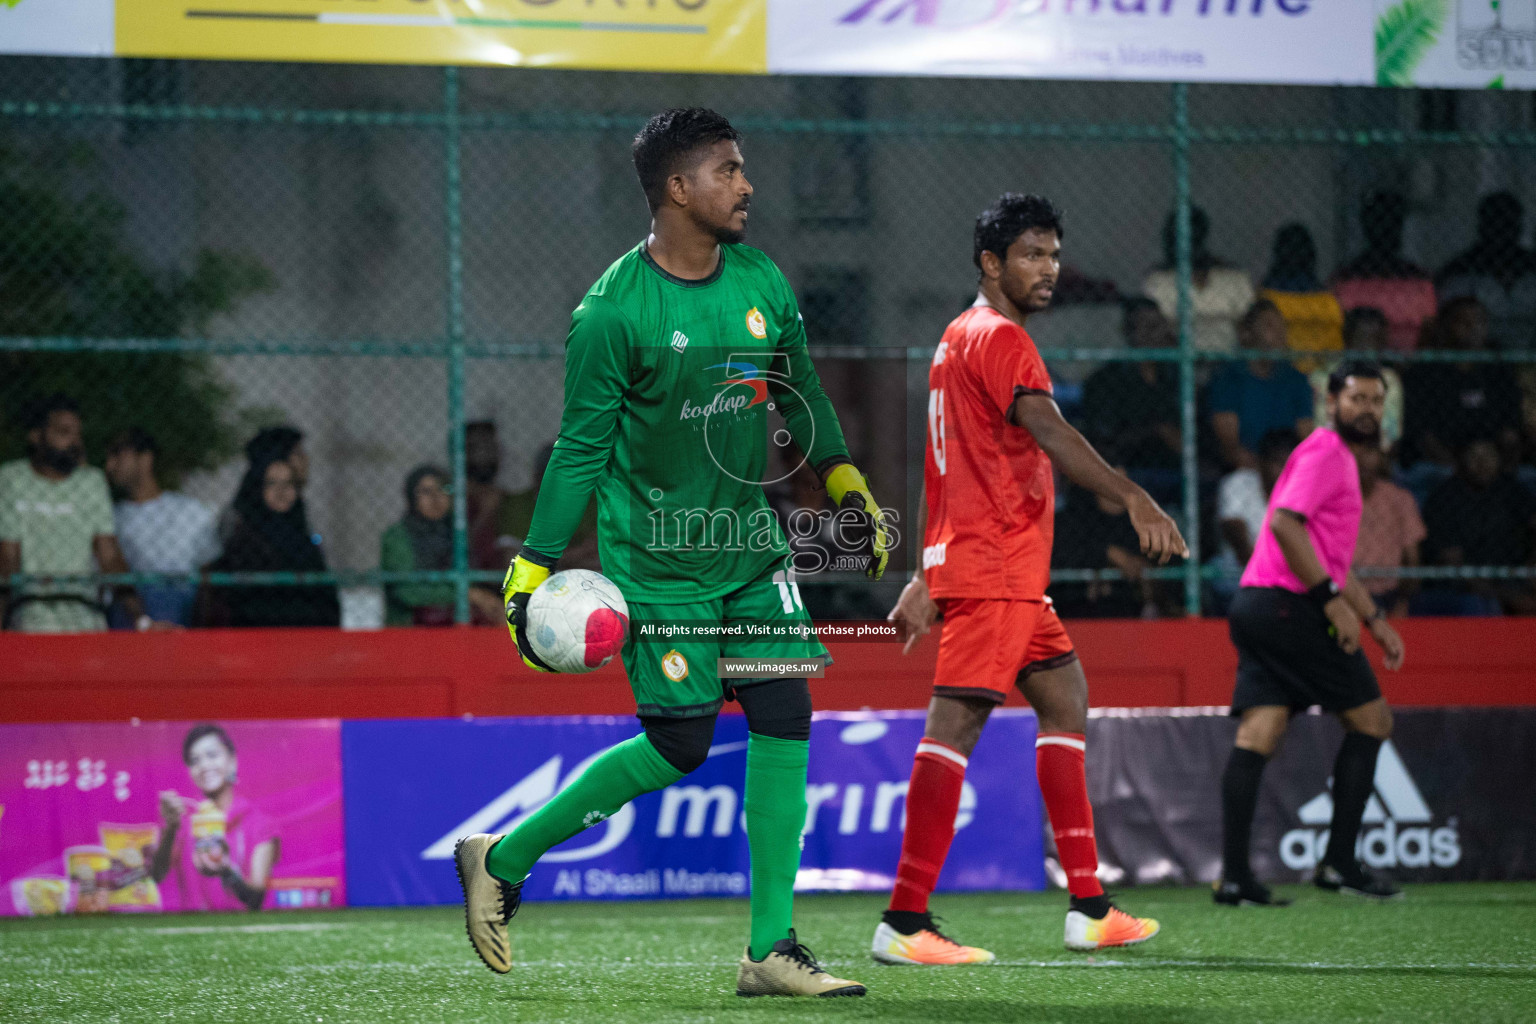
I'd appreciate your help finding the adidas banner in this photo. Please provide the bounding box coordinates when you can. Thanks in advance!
[1085,707,1536,887]
[341,711,1044,905]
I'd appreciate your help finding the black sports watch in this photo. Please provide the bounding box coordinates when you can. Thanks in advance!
[1307,578,1341,608]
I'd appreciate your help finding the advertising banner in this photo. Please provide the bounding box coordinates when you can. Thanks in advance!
[1376,0,1536,89]
[0,0,114,57]
[114,0,767,72]
[0,720,344,916]
[768,0,1375,86]
[1087,707,1536,887]
[342,709,1042,905]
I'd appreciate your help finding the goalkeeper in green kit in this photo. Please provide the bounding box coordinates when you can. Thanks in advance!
[454,108,888,998]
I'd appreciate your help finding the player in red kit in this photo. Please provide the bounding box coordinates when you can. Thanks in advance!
[871,194,1188,965]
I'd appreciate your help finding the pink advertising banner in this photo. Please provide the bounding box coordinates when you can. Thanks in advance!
[0,719,343,916]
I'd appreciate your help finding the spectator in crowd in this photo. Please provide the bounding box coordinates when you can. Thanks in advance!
[464,419,521,573]
[1142,206,1255,354]
[1310,307,1405,452]
[0,395,158,633]
[1212,428,1297,609]
[1050,477,1167,620]
[1333,190,1436,352]
[220,426,309,545]
[1207,300,1314,470]
[1081,299,1182,479]
[1436,191,1536,348]
[104,428,221,627]
[1259,222,1344,363]
[380,464,504,627]
[503,441,600,572]
[200,453,339,628]
[1403,296,1523,470]
[1419,438,1536,616]
[1352,443,1426,618]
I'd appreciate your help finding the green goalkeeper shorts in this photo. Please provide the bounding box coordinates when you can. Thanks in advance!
[622,565,829,718]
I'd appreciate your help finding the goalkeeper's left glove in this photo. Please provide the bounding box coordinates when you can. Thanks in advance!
[824,462,890,581]
[503,549,557,672]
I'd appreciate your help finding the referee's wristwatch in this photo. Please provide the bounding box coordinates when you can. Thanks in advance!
[1306,578,1341,608]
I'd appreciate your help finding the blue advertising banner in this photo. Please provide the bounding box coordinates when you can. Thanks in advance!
[342,710,1042,906]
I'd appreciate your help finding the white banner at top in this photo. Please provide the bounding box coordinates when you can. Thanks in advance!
[769,0,1375,86]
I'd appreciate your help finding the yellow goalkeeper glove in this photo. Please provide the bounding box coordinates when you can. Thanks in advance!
[824,462,890,581]
[503,551,555,673]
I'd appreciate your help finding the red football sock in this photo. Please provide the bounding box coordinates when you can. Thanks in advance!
[1036,731,1104,899]
[888,737,968,914]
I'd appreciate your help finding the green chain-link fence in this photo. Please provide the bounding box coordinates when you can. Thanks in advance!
[3,58,1535,629]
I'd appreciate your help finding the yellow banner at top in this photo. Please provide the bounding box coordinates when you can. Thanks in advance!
[116,0,766,73]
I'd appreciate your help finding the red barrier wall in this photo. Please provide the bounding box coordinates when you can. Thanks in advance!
[1,618,1531,723]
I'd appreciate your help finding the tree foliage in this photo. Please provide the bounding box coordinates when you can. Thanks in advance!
[0,139,273,485]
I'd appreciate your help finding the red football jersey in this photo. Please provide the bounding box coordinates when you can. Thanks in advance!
[922,305,1055,600]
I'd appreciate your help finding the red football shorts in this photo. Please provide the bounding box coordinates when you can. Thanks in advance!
[932,597,1078,704]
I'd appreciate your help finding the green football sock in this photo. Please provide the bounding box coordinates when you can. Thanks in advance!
[744,732,810,960]
[486,733,683,884]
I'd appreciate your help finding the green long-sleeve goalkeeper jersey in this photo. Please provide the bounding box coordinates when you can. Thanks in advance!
[523,241,851,603]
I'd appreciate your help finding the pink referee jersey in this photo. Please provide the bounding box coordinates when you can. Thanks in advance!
[1240,427,1362,593]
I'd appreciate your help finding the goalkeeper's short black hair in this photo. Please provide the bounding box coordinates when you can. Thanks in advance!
[973,193,1064,271]
[633,108,742,214]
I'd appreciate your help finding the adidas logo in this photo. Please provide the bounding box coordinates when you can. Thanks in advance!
[1279,741,1460,871]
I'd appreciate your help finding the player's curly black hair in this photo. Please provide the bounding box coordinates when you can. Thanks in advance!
[973,193,1064,272]
[632,108,742,214]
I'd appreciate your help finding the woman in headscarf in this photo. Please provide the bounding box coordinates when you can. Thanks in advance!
[379,465,506,626]
[380,465,455,626]
[201,453,339,627]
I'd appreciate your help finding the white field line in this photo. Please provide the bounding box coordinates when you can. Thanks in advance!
[143,922,348,935]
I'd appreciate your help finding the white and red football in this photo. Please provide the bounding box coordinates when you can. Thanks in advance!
[525,569,630,673]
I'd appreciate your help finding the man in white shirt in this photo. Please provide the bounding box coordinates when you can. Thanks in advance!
[1213,429,1298,605]
[105,428,221,626]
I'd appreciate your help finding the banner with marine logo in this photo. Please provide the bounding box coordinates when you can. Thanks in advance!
[341,710,1044,905]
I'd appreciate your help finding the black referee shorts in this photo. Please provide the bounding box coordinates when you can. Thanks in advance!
[1227,586,1380,716]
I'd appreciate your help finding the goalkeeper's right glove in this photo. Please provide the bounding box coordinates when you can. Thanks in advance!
[503,549,556,673]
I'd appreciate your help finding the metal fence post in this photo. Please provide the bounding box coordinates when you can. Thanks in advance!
[1172,82,1202,616]
[445,66,470,624]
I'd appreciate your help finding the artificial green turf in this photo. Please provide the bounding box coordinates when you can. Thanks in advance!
[2,884,1532,1023]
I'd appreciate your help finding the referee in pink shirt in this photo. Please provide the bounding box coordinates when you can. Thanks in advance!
[1216,359,1407,907]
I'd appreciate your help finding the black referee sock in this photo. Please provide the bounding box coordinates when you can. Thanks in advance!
[1323,732,1384,870]
[1220,747,1270,883]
